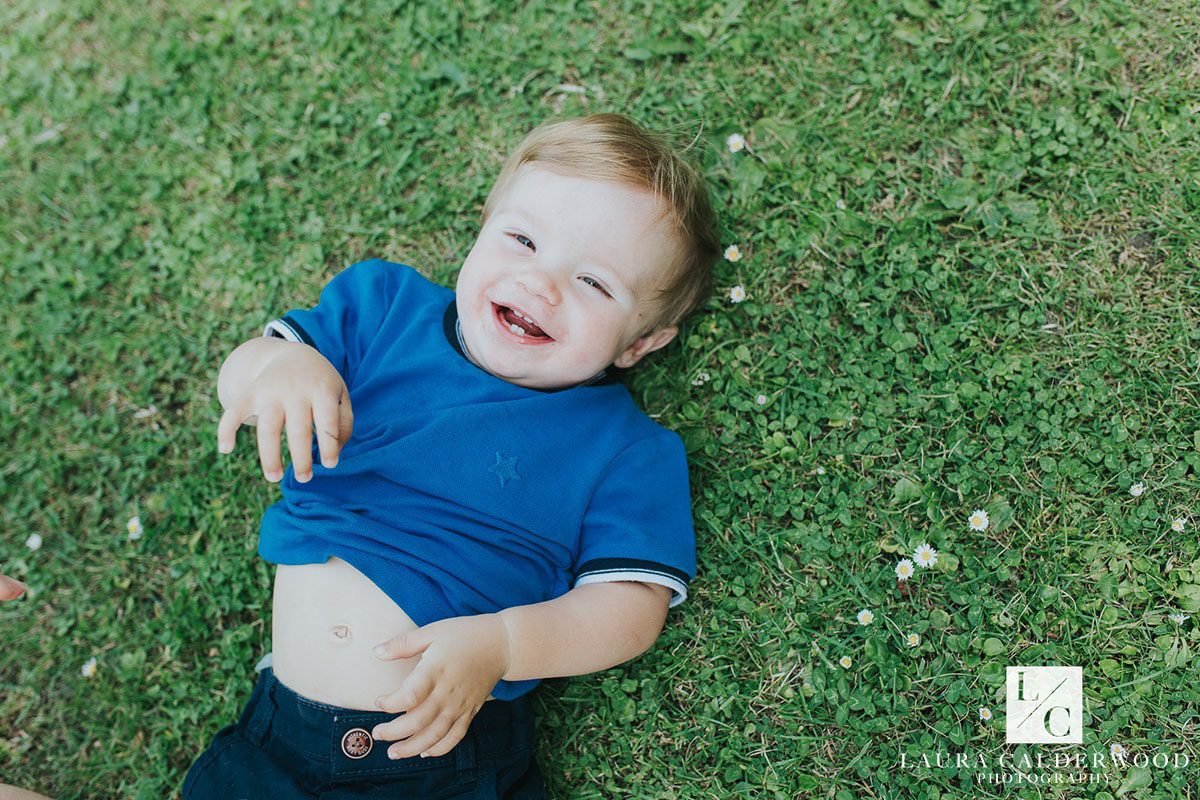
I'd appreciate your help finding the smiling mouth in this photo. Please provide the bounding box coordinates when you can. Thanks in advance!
[491,302,555,344]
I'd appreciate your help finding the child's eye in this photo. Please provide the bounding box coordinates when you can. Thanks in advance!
[510,233,535,251]
[580,276,611,297]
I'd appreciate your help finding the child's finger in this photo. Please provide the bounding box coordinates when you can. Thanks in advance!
[418,712,474,758]
[216,396,250,454]
[371,691,450,751]
[255,404,286,482]
[373,628,432,661]
[284,401,314,482]
[375,669,436,715]
[384,714,459,760]
[337,388,354,449]
[0,574,28,601]
[310,392,341,468]
[370,686,439,741]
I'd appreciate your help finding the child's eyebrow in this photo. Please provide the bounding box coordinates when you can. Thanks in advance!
[508,209,545,230]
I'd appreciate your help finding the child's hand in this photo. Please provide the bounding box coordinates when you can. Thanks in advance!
[370,614,512,759]
[216,346,353,483]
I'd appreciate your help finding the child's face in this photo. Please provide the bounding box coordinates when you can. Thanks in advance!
[455,164,680,390]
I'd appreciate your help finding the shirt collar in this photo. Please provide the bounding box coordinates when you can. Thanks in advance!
[442,299,620,392]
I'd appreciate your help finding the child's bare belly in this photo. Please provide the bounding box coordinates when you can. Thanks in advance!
[271,556,496,709]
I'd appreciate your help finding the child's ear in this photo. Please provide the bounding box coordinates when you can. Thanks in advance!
[613,325,678,369]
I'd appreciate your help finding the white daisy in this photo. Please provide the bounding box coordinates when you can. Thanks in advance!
[895,559,915,581]
[838,655,852,669]
[724,244,742,262]
[726,133,746,153]
[1169,613,1190,624]
[978,707,992,721]
[1171,518,1187,533]
[1129,482,1145,497]
[913,543,938,568]
[755,394,767,405]
[816,466,826,475]
[729,284,746,303]
[127,515,143,541]
[905,633,921,647]
[25,533,42,551]
[969,509,989,531]
[1110,742,1127,760]
[81,657,98,678]
[856,609,875,626]
[835,198,846,210]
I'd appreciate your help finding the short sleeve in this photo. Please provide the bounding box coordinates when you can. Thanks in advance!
[572,433,697,609]
[263,259,407,387]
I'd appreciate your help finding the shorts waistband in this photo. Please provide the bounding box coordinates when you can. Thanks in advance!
[242,666,531,781]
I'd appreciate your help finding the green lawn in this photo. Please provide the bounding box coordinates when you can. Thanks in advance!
[2,1,1199,797]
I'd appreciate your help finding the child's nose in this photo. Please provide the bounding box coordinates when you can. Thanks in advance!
[516,270,560,307]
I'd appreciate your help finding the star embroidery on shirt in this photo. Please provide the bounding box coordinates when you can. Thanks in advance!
[488,451,521,488]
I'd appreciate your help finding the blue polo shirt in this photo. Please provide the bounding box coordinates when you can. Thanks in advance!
[258,258,696,700]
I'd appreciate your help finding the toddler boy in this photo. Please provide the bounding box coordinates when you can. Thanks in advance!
[185,113,720,798]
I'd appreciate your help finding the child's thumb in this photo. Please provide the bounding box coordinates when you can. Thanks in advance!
[373,631,428,661]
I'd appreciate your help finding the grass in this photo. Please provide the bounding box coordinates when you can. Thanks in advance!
[2,0,1199,797]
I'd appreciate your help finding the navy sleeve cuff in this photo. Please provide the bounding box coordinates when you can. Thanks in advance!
[573,558,690,608]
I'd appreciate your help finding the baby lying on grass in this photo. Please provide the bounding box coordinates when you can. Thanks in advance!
[186,112,719,798]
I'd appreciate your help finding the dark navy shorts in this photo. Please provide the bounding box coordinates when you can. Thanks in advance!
[182,667,547,799]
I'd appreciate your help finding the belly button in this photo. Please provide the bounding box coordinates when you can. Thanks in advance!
[330,624,352,642]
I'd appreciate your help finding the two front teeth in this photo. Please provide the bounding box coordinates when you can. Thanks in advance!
[508,309,538,336]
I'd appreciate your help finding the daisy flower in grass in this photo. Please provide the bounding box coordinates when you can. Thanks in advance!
[755,394,767,405]
[1171,518,1187,533]
[839,656,852,669]
[905,633,921,647]
[1110,743,1127,760]
[1169,613,1191,624]
[968,509,989,531]
[127,515,143,541]
[895,559,915,581]
[857,609,875,626]
[81,657,98,678]
[25,533,42,551]
[724,244,742,262]
[978,707,993,721]
[816,466,825,475]
[729,284,746,303]
[835,198,846,210]
[726,133,746,153]
[1129,482,1145,497]
[913,543,938,568]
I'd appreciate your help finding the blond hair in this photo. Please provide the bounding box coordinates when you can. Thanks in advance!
[481,113,720,339]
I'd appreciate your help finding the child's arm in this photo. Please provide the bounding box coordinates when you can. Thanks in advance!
[495,581,672,680]
[369,582,674,759]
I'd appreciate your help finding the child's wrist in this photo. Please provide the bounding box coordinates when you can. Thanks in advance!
[494,610,515,681]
